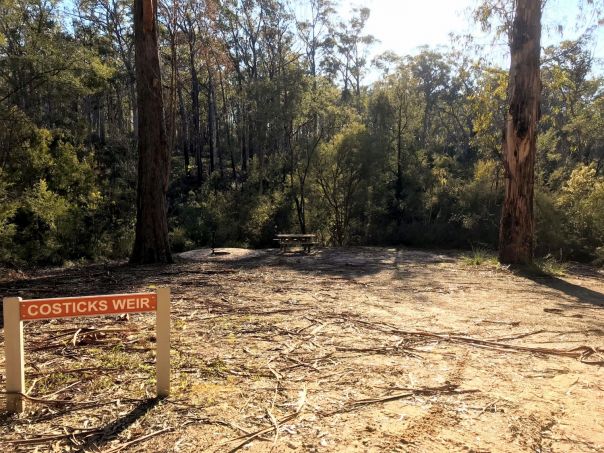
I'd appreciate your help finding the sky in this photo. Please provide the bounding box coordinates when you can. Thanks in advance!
[339,0,604,73]
[61,0,604,74]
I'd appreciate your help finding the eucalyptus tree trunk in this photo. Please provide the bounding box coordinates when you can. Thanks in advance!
[395,103,404,206]
[177,81,190,174]
[499,0,542,265]
[131,0,172,264]
[188,44,203,184]
[208,71,218,175]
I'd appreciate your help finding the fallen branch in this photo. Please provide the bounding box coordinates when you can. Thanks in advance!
[7,427,102,445]
[346,384,479,411]
[490,330,547,342]
[226,387,307,453]
[346,318,604,365]
[28,366,120,377]
[103,427,174,453]
[37,379,84,399]
[5,393,140,410]
[226,412,299,453]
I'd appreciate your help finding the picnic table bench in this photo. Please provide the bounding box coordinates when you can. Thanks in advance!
[274,234,318,253]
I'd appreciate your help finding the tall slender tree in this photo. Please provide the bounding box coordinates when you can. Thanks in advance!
[131,0,172,264]
[498,0,542,264]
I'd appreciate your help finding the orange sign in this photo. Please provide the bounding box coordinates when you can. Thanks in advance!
[19,293,157,320]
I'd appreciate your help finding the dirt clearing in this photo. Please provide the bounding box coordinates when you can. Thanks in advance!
[1,247,603,452]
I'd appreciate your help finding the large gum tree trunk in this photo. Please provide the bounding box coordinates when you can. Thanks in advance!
[130,0,172,264]
[499,0,542,265]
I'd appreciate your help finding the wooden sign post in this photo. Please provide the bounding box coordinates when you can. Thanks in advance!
[3,288,170,413]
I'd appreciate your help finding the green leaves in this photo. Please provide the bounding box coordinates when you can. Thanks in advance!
[24,179,69,231]
[555,165,604,255]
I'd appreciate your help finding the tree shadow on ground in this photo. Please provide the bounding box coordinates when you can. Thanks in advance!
[209,247,390,279]
[202,247,459,284]
[0,248,387,303]
[0,247,463,328]
[0,261,166,330]
[75,397,161,452]
[518,270,604,309]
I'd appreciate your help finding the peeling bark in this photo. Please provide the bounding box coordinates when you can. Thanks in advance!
[498,0,542,265]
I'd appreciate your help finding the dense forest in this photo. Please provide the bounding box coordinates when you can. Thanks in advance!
[0,0,603,267]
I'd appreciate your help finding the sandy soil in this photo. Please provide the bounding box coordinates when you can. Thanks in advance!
[0,247,603,452]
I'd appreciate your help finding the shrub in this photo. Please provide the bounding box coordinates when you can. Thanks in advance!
[556,165,604,259]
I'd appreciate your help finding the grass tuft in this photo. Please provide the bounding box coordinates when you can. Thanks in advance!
[533,255,568,277]
[461,247,498,266]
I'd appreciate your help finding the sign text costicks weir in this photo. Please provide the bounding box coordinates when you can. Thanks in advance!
[3,289,170,414]
[20,293,157,320]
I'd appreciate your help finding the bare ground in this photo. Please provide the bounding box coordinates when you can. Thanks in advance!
[0,247,603,452]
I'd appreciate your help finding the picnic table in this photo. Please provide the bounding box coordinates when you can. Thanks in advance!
[274,234,318,253]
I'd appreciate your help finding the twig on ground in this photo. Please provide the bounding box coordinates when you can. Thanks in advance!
[266,408,280,446]
[38,379,83,399]
[476,319,521,327]
[72,328,83,346]
[475,399,500,418]
[103,427,174,453]
[28,366,120,377]
[350,385,479,410]
[7,427,103,445]
[490,330,546,341]
[341,318,604,365]
[226,386,307,453]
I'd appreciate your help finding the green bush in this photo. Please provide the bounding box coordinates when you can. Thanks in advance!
[0,121,110,266]
[556,165,604,260]
[0,174,17,263]
[170,226,192,253]
[535,188,567,257]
